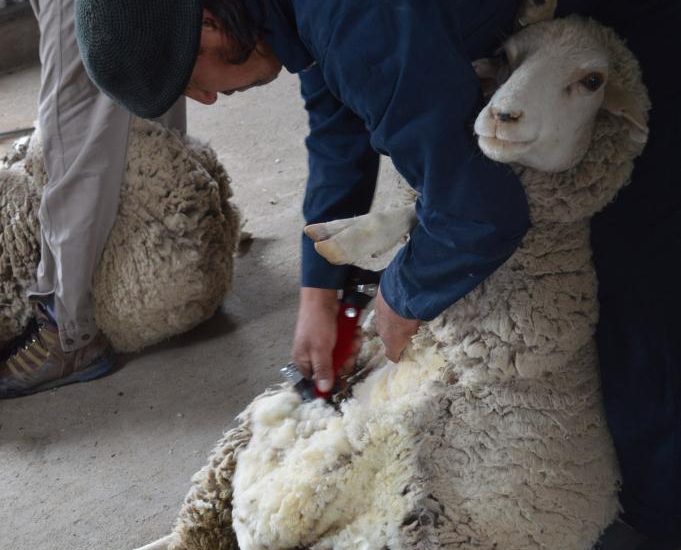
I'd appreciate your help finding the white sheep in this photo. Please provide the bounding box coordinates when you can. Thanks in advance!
[138,10,650,550]
[0,118,240,352]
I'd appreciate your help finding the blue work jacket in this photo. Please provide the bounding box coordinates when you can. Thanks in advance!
[252,0,531,320]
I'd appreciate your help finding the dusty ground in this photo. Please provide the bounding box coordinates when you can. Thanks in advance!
[0,64,403,549]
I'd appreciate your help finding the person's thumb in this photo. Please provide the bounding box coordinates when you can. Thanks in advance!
[311,348,334,393]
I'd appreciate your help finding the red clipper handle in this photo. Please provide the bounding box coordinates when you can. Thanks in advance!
[314,303,361,399]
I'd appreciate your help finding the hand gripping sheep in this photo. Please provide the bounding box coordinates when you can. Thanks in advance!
[0,119,240,353]
[137,10,650,550]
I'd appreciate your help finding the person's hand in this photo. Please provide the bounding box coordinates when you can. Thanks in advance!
[292,287,361,393]
[374,287,421,362]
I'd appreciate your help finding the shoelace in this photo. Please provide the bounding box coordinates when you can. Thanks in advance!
[0,317,41,364]
[2,316,58,384]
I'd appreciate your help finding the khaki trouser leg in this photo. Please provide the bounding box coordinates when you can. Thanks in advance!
[28,0,186,351]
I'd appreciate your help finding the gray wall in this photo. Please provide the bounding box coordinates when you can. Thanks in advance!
[0,1,39,74]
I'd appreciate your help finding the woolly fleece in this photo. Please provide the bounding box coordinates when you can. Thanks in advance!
[0,118,240,352]
[167,16,649,550]
[0,168,41,348]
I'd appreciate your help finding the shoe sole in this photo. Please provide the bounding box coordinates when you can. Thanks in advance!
[2,356,115,398]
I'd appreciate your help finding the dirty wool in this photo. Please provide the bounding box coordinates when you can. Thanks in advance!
[0,118,240,352]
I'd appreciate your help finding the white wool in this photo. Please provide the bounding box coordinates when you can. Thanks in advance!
[233,394,351,548]
[232,347,447,549]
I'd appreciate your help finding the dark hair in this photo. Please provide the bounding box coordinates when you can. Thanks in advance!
[201,0,265,64]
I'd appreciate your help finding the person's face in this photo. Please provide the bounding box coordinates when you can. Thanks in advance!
[185,9,283,105]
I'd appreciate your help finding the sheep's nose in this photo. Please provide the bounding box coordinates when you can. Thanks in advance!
[492,108,523,123]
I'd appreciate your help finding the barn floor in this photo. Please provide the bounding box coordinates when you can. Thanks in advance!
[0,64,658,550]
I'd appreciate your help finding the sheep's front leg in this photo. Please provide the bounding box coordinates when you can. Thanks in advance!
[304,205,417,266]
[132,533,176,550]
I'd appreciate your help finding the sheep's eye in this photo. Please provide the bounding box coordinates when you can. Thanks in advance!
[580,72,604,92]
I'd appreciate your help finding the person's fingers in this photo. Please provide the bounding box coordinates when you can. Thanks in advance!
[291,336,313,379]
[382,336,401,363]
[339,327,362,377]
[292,287,339,388]
[377,315,409,362]
[374,287,421,363]
[310,345,334,393]
[292,354,313,379]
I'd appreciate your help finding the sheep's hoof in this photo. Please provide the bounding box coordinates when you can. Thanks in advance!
[132,533,176,550]
[304,223,330,242]
[314,240,348,265]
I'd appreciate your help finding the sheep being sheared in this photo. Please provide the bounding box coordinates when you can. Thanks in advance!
[144,13,649,550]
[0,118,240,352]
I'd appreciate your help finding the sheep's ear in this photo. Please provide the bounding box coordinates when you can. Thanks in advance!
[472,58,504,99]
[516,0,557,28]
[602,85,649,144]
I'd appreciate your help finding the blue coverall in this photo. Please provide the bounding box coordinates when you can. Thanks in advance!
[253,0,531,321]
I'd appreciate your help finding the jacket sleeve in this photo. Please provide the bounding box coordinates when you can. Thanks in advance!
[299,63,380,289]
[315,1,531,320]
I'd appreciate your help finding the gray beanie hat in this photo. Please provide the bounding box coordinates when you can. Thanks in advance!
[75,0,203,118]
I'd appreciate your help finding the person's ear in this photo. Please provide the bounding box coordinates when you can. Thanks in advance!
[201,8,221,35]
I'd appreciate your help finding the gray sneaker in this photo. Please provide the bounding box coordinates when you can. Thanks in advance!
[0,303,114,398]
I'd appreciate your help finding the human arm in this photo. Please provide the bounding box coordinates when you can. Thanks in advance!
[313,1,530,322]
[292,64,379,390]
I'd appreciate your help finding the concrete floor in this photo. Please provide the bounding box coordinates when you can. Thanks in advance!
[0,64,399,550]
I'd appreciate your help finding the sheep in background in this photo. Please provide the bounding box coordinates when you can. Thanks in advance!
[0,118,240,352]
[137,10,650,550]
[0,165,41,348]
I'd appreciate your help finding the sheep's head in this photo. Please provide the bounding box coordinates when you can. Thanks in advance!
[474,16,649,173]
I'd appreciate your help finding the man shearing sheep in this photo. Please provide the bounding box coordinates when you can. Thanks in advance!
[75,0,534,393]
[15,0,681,547]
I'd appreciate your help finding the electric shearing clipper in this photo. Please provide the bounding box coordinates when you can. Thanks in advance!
[281,267,382,402]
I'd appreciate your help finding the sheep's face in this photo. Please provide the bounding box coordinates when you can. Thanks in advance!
[473,17,647,173]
